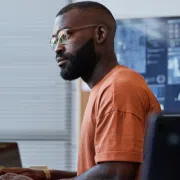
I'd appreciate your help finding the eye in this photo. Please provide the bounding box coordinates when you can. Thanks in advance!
[51,37,58,44]
[59,33,67,44]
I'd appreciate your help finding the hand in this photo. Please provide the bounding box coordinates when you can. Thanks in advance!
[0,173,33,180]
[0,168,45,180]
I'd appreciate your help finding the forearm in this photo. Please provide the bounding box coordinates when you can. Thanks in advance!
[73,162,138,180]
[50,170,77,180]
[73,164,117,180]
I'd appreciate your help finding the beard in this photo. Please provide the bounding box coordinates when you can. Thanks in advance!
[58,38,99,81]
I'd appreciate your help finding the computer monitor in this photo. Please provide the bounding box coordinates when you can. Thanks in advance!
[115,17,180,113]
[0,142,22,168]
[140,114,180,180]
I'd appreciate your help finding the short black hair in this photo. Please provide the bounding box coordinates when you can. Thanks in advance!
[56,1,117,39]
[56,1,116,23]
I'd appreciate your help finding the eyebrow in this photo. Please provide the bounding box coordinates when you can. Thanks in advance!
[52,26,71,37]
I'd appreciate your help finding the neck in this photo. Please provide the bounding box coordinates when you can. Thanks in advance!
[82,52,118,89]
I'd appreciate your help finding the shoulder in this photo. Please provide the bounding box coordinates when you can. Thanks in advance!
[97,66,147,92]
[97,66,149,100]
[96,66,152,120]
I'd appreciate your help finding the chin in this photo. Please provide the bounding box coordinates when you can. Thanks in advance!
[60,71,80,81]
[60,63,82,80]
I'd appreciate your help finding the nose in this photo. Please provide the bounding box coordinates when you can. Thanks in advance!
[55,42,65,54]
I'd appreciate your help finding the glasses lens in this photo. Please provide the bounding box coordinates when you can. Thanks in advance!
[50,37,58,50]
[50,30,68,50]
[58,30,68,45]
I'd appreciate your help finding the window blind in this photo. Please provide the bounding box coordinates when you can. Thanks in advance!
[0,0,78,171]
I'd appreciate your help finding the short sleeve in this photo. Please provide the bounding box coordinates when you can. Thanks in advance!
[94,81,149,164]
[95,110,144,163]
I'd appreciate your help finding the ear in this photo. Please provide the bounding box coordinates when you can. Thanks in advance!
[95,24,108,44]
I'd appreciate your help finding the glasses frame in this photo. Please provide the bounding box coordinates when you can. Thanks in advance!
[50,24,98,50]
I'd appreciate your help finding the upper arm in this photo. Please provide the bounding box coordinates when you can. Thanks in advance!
[95,82,149,164]
[95,111,145,164]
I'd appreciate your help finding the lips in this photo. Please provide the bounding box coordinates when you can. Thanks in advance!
[56,57,68,67]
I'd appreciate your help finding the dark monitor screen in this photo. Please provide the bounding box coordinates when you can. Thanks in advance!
[140,114,180,180]
[115,17,180,113]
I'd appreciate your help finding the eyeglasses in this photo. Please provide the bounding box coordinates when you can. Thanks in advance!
[50,24,98,50]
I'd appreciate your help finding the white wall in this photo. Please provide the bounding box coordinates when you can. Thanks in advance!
[73,0,180,18]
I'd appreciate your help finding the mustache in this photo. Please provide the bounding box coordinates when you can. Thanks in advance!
[56,54,67,59]
[55,53,73,61]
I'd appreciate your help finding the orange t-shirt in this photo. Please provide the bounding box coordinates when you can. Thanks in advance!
[77,65,161,178]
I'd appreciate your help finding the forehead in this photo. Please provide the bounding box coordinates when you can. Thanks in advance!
[52,9,97,35]
[53,9,85,35]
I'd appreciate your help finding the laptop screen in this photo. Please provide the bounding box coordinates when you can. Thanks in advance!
[0,142,22,168]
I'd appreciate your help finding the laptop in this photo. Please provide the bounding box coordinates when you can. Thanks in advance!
[140,113,180,180]
[0,142,22,168]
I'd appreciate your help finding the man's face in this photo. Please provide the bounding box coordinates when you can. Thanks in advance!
[52,10,99,81]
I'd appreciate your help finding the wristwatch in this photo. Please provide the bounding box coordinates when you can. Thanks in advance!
[42,169,51,180]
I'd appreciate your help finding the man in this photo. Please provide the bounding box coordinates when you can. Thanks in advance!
[0,1,161,180]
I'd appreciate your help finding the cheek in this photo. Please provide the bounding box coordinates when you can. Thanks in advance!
[65,43,77,56]
[65,35,88,55]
